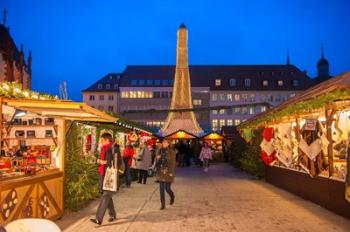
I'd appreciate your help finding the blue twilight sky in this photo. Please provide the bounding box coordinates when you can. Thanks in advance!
[1,0,350,101]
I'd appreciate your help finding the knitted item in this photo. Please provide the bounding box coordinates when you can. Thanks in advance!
[262,127,274,142]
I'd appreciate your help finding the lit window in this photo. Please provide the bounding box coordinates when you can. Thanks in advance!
[212,110,218,115]
[212,119,218,131]
[139,80,145,85]
[230,79,237,87]
[129,91,137,98]
[219,109,225,115]
[234,119,241,125]
[215,79,221,86]
[219,119,225,129]
[227,93,233,101]
[244,78,251,87]
[137,91,145,98]
[162,80,169,86]
[278,80,283,86]
[89,95,95,101]
[131,80,137,85]
[262,80,268,87]
[147,80,153,85]
[154,80,161,85]
[234,94,240,102]
[261,106,267,112]
[108,95,114,101]
[99,95,104,101]
[145,91,153,98]
[121,91,129,98]
[249,107,255,115]
[212,93,218,101]
[292,80,299,86]
[193,99,202,106]
[108,106,114,111]
[234,107,240,114]
[290,93,296,98]
[220,93,225,101]
[227,119,233,126]
[98,84,103,89]
[106,84,111,89]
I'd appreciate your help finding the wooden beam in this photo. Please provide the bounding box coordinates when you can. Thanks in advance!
[325,107,336,176]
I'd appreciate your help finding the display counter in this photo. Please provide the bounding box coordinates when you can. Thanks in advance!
[0,169,63,223]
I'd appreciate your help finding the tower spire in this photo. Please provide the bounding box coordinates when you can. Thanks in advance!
[160,24,203,136]
[2,8,8,26]
[286,48,290,65]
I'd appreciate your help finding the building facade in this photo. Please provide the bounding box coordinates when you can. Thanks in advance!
[0,24,31,89]
[83,64,317,132]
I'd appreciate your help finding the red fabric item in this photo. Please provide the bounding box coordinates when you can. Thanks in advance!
[123,146,135,167]
[261,150,276,166]
[98,142,113,176]
[85,134,92,152]
[262,127,274,142]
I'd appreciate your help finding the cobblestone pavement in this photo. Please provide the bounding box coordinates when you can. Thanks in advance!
[57,164,350,232]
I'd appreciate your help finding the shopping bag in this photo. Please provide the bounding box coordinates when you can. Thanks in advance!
[103,165,117,192]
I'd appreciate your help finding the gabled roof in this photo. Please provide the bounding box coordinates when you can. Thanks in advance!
[82,73,122,92]
[202,132,224,140]
[164,129,198,139]
[119,65,313,91]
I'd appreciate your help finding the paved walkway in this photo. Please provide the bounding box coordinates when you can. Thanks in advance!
[57,164,350,232]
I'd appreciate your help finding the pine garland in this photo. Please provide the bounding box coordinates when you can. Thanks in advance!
[0,82,58,100]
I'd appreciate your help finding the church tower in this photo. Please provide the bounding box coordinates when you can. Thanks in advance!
[317,44,330,78]
[160,23,203,136]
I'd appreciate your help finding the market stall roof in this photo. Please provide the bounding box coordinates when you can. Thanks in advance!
[239,71,350,129]
[2,98,118,122]
[202,132,224,140]
[164,129,198,139]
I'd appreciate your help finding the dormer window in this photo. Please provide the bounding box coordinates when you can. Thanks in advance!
[131,80,137,85]
[292,80,299,86]
[139,80,145,85]
[162,80,169,86]
[98,84,103,89]
[278,80,284,86]
[147,80,153,85]
[154,80,161,85]
[215,79,221,86]
[229,78,236,87]
[262,80,268,87]
[244,78,251,87]
[105,84,110,89]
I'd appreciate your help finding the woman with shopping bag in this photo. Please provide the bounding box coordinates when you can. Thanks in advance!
[90,133,117,225]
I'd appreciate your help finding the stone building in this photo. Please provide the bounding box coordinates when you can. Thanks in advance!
[0,23,31,89]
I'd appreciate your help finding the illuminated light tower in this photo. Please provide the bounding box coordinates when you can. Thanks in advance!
[160,23,203,136]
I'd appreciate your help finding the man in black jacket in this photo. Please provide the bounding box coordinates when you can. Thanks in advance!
[90,133,117,225]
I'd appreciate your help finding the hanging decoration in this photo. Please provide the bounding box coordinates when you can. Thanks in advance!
[260,127,276,166]
[273,123,296,167]
[0,82,58,100]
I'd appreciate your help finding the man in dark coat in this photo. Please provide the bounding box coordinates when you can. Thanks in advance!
[156,139,176,210]
[91,133,119,225]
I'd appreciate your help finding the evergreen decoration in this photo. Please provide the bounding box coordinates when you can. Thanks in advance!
[64,122,100,211]
[239,89,350,130]
[0,82,58,100]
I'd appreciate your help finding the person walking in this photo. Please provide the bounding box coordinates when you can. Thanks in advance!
[123,143,134,187]
[135,141,152,184]
[90,133,117,225]
[199,142,213,173]
[156,139,176,210]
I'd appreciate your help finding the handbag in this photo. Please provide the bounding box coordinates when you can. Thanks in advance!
[103,162,118,192]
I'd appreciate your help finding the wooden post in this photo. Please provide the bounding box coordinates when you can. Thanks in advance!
[325,108,335,176]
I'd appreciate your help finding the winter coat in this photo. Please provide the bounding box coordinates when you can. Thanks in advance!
[199,147,213,161]
[123,146,135,167]
[134,147,152,171]
[156,147,176,183]
[98,142,114,176]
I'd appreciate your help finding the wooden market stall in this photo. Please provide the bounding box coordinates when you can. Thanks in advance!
[238,71,350,219]
[0,97,117,225]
